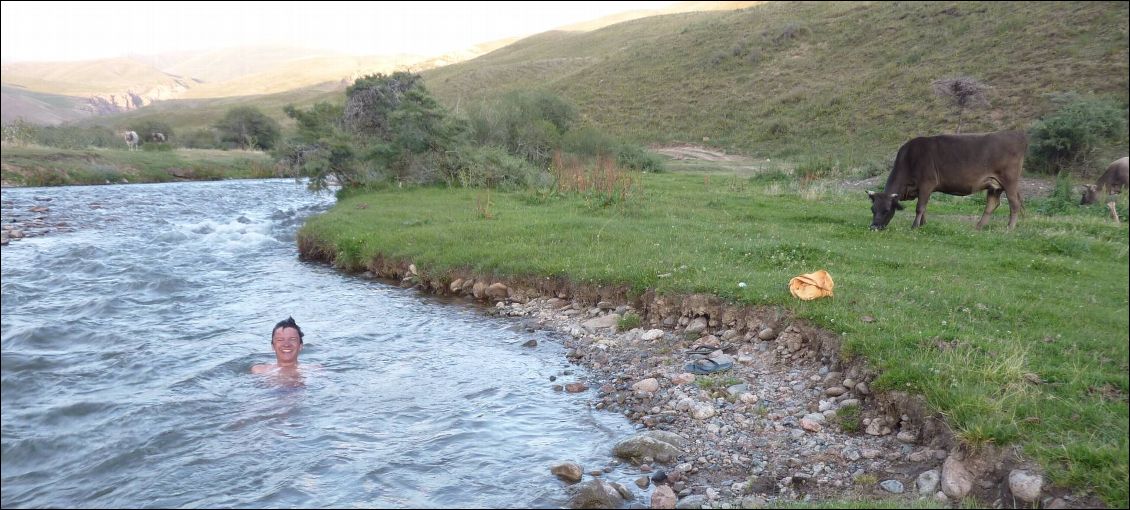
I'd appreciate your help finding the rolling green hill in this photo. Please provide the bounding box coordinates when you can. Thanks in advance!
[422,1,1129,165]
[16,1,1129,170]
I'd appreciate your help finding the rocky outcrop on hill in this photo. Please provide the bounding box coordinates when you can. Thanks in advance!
[83,79,192,115]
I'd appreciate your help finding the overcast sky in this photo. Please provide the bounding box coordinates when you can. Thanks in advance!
[1,1,680,62]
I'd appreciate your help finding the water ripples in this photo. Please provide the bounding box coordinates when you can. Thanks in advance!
[2,179,638,508]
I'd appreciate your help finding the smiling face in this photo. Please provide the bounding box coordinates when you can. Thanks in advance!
[271,326,303,367]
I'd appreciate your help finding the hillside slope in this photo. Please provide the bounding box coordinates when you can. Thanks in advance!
[423,1,1129,163]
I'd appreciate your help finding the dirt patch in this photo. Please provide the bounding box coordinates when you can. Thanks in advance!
[840,174,1058,198]
[651,145,750,162]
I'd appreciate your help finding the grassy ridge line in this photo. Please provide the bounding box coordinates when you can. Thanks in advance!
[297,172,1128,505]
[0,146,277,186]
[425,1,1129,163]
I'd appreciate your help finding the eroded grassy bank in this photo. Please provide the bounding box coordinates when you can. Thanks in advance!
[297,171,1129,506]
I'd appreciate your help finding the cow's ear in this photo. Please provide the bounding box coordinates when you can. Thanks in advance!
[866,190,876,200]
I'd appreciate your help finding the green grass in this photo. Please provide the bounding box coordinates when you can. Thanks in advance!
[298,170,1129,506]
[617,311,642,331]
[0,145,278,186]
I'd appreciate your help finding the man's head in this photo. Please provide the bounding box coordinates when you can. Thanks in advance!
[271,317,303,366]
[272,317,304,344]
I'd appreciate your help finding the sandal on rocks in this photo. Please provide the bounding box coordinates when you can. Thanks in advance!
[684,357,734,375]
[685,345,717,357]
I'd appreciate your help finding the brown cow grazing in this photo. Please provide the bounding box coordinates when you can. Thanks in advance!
[1081,156,1128,205]
[868,130,1027,230]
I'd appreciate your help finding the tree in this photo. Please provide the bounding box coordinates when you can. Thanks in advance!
[344,72,422,138]
[932,76,990,133]
[133,119,174,143]
[215,106,281,150]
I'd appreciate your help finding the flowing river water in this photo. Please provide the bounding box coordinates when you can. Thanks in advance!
[1,179,639,508]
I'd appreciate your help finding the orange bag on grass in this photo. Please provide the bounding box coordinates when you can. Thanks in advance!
[789,270,834,300]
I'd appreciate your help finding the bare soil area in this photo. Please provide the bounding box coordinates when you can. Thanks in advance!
[650,144,1058,198]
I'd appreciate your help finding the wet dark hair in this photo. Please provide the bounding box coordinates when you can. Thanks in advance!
[271,316,304,344]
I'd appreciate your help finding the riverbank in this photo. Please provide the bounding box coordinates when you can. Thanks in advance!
[0,145,278,187]
[322,262,1095,509]
[295,174,1127,508]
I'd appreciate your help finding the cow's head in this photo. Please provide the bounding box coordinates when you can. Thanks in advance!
[867,190,903,230]
[1081,184,1098,205]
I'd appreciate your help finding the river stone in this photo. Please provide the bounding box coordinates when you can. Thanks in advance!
[582,313,620,332]
[641,329,665,341]
[565,479,623,509]
[565,382,588,393]
[612,431,684,465]
[651,485,677,509]
[632,378,660,394]
[675,494,706,509]
[685,317,708,334]
[1008,469,1043,503]
[917,469,940,495]
[941,455,973,499]
[880,479,905,494]
[551,461,583,483]
[485,282,509,300]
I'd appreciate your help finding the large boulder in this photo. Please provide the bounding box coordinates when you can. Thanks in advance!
[565,479,624,509]
[612,431,685,465]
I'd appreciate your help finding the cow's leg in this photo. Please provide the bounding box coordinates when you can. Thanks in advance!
[1004,185,1023,230]
[977,189,1003,229]
[912,194,931,228]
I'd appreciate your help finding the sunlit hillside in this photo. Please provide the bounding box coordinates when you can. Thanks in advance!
[423,1,1129,163]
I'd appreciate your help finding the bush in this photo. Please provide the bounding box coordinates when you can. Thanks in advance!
[215,106,281,150]
[2,119,39,145]
[1028,94,1126,174]
[616,145,665,172]
[449,146,548,190]
[562,126,616,157]
[180,128,219,149]
[23,125,117,149]
[132,120,174,143]
[465,91,576,167]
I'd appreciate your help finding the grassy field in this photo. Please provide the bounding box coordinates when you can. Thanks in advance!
[298,167,1129,506]
[0,145,278,186]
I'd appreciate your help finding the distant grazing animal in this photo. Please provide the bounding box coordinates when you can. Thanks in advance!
[868,130,1027,230]
[123,131,139,151]
[150,132,166,143]
[1081,156,1128,205]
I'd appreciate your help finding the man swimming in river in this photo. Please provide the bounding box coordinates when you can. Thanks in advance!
[252,317,304,374]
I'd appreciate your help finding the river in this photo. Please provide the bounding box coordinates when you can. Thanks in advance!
[1,179,638,508]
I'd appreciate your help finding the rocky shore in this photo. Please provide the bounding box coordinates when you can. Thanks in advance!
[1,196,76,246]
[347,261,1096,509]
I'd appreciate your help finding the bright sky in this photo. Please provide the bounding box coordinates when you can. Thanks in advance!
[1,1,680,62]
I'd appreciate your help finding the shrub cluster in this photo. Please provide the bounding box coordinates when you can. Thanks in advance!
[1028,94,1126,175]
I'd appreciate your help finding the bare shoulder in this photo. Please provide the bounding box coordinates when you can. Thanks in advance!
[251,364,274,374]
